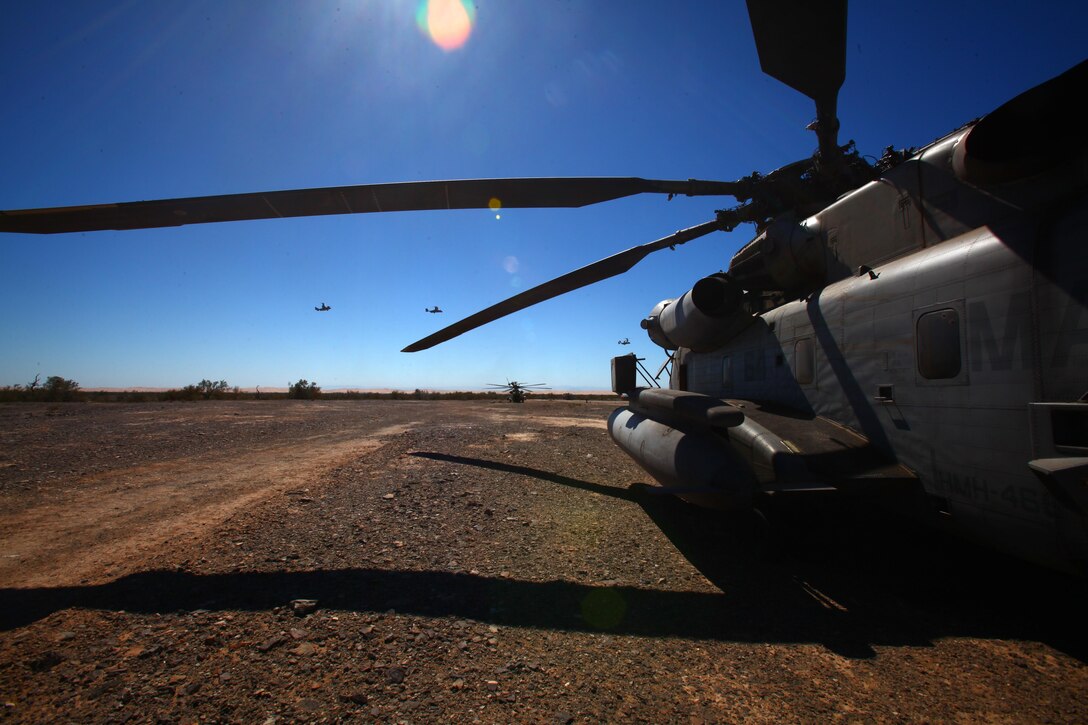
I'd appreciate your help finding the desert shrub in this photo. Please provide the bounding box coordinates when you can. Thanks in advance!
[0,376,83,402]
[289,379,321,399]
[160,379,230,401]
[42,376,82,402]
[0,385,24,402]
[197,379,230,399]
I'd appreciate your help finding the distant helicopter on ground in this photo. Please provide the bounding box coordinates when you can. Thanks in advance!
[314,303,331,312]
[618,338,631,345]
[3,2,1085,575]
[426,306,443,314]
[486,380,550,404]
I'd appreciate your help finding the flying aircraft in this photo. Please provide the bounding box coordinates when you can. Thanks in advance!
[1,2,1085,575]
[314,303,331,312]
[618,338,631,346]
[486,380,550,404]
[426,306,443,314]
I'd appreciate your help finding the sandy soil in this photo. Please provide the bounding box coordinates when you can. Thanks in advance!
[1,399,1086,723]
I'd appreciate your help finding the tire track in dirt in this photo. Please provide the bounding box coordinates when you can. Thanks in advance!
[0,423,417,589]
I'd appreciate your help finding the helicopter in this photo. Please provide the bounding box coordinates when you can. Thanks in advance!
[618,338,631,346]
[1,2,1085,575]
[426,306,443,314]
[314,303,331,312]
[486,380,551,404]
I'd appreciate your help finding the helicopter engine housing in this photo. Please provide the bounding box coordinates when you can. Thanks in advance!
[640,273,753,352]
[728,217,828,295]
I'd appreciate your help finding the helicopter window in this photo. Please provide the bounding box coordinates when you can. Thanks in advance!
[795,338,815,385]
[917,309,962,379]
[1051,408,1088,451]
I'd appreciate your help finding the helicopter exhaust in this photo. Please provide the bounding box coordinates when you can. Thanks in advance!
[640,273,754,352]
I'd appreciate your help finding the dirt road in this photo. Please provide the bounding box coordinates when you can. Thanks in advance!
[1,400,1086,722]
[0,403,423,589]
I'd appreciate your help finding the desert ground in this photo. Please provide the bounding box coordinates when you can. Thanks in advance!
[1,399,1085,723]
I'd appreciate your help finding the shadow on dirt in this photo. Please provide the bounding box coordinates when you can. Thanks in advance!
[412,452,1088,662]
[2,453,1085,663]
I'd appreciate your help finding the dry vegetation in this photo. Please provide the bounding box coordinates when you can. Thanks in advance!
[1,399,1086,723]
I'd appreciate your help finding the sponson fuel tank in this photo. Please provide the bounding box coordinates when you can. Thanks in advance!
[607,388,754,509]
[608,386,847,510]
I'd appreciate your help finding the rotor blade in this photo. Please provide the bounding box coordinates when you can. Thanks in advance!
[0,177,740,235]
[746,0,846,160]
[402,220,721,352]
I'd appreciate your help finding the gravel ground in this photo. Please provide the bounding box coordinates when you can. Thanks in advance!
[1,399,1086,723]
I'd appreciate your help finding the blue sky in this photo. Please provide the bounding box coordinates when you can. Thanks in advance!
[2,1,1085,391]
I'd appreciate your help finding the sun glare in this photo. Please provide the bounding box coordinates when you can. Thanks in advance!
[416,0,475,51]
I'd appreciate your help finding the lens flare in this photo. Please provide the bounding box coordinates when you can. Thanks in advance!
[581,588,627,630]
[416,0,475,51]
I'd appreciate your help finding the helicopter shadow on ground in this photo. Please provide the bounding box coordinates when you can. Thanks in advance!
[413,451,1088,662]
[2,458,1085,663]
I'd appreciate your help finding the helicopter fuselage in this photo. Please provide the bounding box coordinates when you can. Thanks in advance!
[613,115,1088,574]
